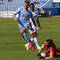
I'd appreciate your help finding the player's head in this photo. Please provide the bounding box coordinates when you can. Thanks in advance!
[30,3,34,11]
[24,0,30,10]
[46,39,53,47]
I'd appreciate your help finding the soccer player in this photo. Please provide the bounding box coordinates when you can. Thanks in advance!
[25,3,41,50]
[13,1,36,51]
[37,39,57,59]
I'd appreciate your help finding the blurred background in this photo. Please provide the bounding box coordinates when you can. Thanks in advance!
[0,1,60,60]
[0,0,60,18]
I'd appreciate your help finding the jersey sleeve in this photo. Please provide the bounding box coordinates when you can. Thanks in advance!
[14,8,21,15]
[41,43,45,49]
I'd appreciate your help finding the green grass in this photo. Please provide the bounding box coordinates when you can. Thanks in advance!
[0,18,60,60]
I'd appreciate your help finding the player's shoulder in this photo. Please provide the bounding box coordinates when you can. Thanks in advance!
[41,42,46,48]
[44,42,46,44]
[43,42,47,46]
[28,9,32,14]
[17,7,23,11]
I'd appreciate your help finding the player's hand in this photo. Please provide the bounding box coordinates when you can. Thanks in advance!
[13,14,18,22]
[36,26,40,30]
[14,17,18,21]
[38,27,40,30]
[40,26,42,29]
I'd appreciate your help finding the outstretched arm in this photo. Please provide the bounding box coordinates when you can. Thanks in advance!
[13,13,18,22]
[13,8,21,21]
[45,56,53,59]
[38,44,44,53]
[37,44,44,58]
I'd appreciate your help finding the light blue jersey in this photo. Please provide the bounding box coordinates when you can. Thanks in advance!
[14,8,34,46]
[15,8,33,31]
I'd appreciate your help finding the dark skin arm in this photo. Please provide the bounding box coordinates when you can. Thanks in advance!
[37,18,40,27]
[31,18,36,26]
[36,18,41,30]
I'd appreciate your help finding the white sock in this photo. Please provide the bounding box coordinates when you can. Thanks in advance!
[34,37,39,48]
[31,38,34,41]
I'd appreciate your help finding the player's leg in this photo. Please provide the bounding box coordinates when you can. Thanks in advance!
[29,23,40,50]
[33,33,40,50]
[19,24,34,51]
[20,28,34,44]
[25,37,34,47]
[24,24,35,51]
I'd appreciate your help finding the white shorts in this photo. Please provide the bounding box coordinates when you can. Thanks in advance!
[29,22,38,34]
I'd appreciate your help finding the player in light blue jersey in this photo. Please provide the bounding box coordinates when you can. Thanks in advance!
[13,1,36,51]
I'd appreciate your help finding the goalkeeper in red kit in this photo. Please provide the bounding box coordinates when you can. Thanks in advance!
[37,39,60,59]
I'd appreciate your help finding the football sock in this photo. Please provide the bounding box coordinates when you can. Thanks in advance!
[31,38,34,41]
[34,37,39,48]
[23,32,34,46]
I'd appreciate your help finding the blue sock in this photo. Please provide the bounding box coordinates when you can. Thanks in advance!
[23,32,34,46]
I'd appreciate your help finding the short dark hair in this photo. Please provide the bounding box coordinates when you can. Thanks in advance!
[30,3,34,7]
[46,39,53,47]
[24,0,30,4]
[46,39,53,43]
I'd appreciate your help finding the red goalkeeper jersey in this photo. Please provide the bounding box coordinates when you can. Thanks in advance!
[43,42,56,57]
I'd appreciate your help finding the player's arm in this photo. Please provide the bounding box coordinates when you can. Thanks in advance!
[37,18,40,27]
[13,8,21,21]
[13,13,18,21]
[39,44,44,53]
[36,18,41,30]
[36,8,41,30]
[45,54,53,59]
[31,18,36,26]
[37,8,41,29]
[37,44,44,57]
[45,56,53,59]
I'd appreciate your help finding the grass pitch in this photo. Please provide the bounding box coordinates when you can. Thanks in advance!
[0,17,60,60]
